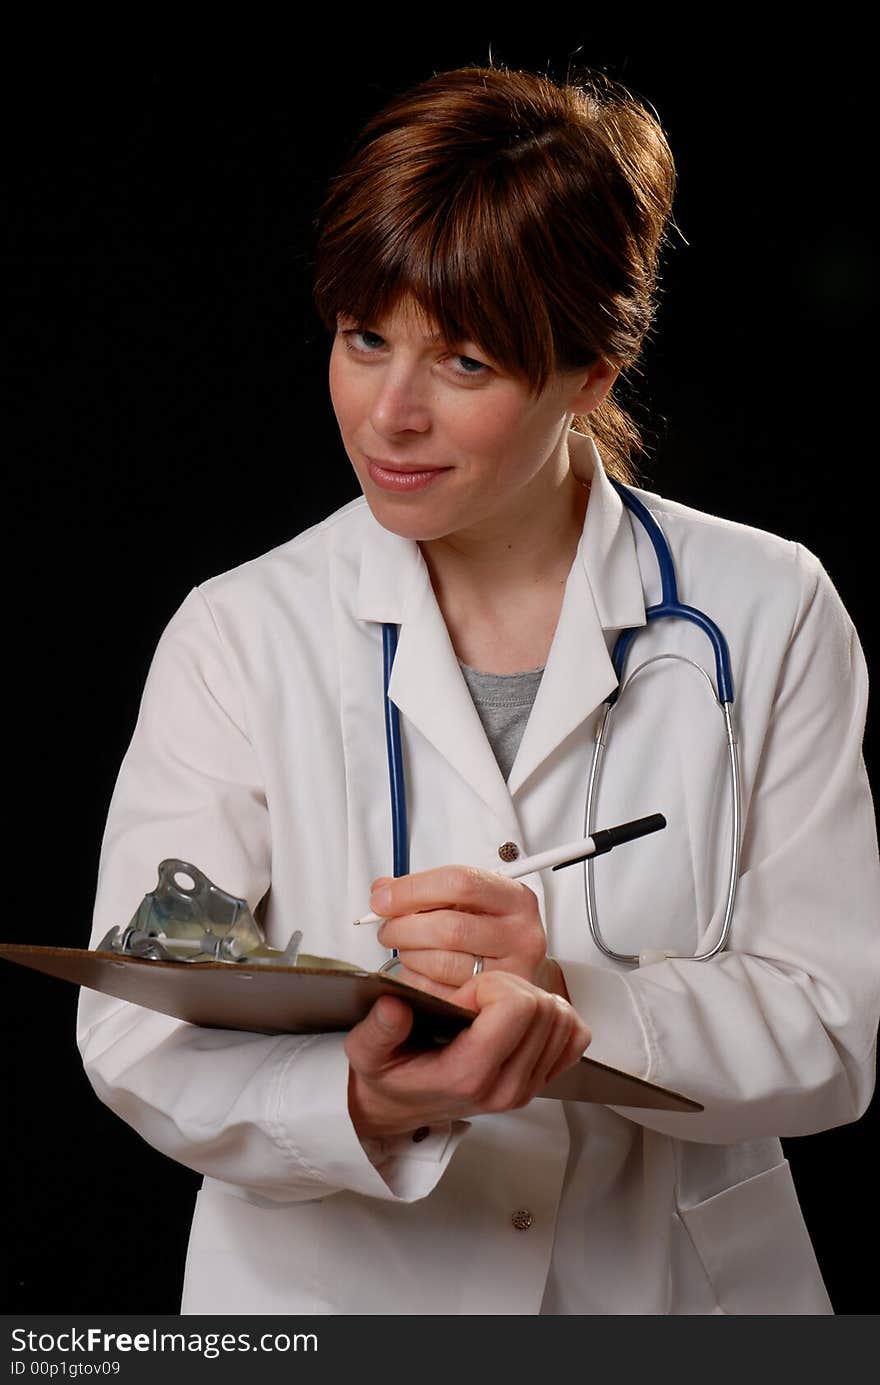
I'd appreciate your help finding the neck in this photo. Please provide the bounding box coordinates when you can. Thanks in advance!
[418,458,590,673]
[420,466,589,600]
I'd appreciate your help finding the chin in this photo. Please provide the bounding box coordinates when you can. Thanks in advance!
[361,494,454,543]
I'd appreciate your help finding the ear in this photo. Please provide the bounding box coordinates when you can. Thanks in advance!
[569,358,621,415]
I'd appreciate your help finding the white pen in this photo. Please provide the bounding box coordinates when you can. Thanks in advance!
[353,813,666,924]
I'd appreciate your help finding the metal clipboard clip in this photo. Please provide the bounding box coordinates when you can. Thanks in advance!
[97,859,303,966]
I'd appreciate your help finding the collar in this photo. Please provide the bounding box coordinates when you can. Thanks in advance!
[350,431,648,809]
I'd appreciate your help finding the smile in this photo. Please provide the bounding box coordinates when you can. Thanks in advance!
[365,458,453,493]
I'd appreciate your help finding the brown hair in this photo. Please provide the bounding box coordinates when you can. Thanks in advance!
[311,62,678,484]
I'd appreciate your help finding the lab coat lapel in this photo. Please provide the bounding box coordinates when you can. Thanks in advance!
[356,514,515,826]
[354,431,647,818]
[506,435,647,796]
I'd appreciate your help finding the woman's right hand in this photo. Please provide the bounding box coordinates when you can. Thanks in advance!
[344,971,591,1140]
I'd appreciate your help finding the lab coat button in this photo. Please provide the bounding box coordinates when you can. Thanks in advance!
[498,841,520,862]
[412,1126,430,1143]
[511,1209,533,1231]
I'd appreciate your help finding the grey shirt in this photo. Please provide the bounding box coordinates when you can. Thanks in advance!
[458,659,545,781]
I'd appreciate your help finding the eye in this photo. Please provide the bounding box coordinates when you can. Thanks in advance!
[339,328,384,354]
[452,353,490,377]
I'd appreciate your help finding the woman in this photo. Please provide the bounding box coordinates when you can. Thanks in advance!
[77,63,880,1315]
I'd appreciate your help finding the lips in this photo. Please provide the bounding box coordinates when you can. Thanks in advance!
[365,456,452,494]
[365,456,447,473]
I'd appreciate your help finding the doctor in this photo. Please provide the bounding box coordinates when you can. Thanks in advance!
[77,62,880,1314]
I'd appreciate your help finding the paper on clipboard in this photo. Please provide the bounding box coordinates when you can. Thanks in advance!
[0,942,702,1112]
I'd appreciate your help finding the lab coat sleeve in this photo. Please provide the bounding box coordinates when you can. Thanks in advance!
[560,543,880,1143]
[76,586,468,1204]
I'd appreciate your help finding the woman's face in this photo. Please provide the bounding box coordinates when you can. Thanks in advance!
[328,294,614,546]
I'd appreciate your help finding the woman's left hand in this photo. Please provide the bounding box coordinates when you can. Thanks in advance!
[371,866,570,1002]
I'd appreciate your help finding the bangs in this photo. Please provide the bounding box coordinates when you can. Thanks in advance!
[313,170,572,398]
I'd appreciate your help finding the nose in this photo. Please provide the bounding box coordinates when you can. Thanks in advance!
[368,361,432,438]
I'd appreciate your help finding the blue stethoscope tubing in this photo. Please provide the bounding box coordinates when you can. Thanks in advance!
[381,480,743,968]
[382,622,410,881]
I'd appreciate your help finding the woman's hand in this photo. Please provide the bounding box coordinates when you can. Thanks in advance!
[345,971,591,1140]
[371,865,570,1001]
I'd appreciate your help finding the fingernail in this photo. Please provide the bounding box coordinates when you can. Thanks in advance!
[371,883,392,914]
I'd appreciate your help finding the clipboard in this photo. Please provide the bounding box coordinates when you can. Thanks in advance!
[0,942,702,1112]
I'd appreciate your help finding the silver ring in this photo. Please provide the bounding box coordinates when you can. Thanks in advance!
[472,955,484,977]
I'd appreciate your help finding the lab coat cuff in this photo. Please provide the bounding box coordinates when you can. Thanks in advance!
[361,1121,471,1199]
[560,959,653,1081]
[274,1033,467,1202]
[363,1122,464,1165]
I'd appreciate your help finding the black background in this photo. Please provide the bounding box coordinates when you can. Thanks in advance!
[4,25,877,1313]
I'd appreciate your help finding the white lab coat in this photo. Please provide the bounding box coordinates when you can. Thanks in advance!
[77,431,880,1315]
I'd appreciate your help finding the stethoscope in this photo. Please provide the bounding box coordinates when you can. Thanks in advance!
[381,480,742,968]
